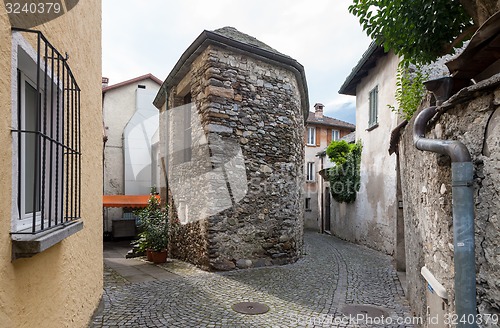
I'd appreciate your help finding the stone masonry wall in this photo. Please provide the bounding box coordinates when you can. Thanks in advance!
[167,45,305,271]
[400,76,500,327]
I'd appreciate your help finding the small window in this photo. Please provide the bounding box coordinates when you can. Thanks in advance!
[305,198,311,211]
[332,129,340,141]
[306,162,315,182]
[307,127,316,146]
[369,86,378,128]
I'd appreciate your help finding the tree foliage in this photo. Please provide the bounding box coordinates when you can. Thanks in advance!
[326,141,362,203]
[388,63,429,120]
[349,0,473,65]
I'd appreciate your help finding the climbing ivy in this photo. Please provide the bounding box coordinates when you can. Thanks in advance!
[326,140,362,203]
[388,63,429,121]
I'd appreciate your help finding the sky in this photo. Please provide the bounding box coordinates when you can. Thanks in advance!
[102,0,372,124]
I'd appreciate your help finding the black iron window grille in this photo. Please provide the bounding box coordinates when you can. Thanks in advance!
[11,28,81,235]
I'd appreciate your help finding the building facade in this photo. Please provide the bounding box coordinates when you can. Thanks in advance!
[303,103,355,231]
[154,27,308,271]
[102,74,161,234]
[0,2,103,327]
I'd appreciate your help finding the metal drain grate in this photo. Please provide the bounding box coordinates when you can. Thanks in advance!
[231,302,270,315]
[341,304,389,319]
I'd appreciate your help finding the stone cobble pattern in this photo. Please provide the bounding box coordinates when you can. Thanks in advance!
[91,232,414,328]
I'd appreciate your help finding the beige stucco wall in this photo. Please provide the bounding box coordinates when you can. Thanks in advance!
[330,51,400,255]
[0,2,103,328]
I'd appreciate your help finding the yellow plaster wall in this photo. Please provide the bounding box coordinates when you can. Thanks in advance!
[0,2,103,327]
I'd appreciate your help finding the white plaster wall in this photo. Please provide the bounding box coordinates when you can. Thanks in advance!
[356,51,399,254]
[102,79,160,226]
[124,88,159,195]
[151,128,161,191]
[331,52,400,255]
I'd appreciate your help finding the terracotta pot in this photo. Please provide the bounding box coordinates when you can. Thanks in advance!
[150,250,167,264]
[146,249,153,262]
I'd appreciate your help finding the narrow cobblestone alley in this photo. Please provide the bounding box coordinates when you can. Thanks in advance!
[90,232,415,328]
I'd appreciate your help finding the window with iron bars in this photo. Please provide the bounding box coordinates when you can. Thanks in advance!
[11,28,81,235]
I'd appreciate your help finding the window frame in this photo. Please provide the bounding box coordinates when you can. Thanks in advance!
[11,28,81,235]
[368,85,378,128]
[331,129,340,141]
[307,126,316,146]
[305,197,311,211]
[306,162,315,182]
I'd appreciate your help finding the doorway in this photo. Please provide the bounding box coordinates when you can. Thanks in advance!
[324,187,331,233]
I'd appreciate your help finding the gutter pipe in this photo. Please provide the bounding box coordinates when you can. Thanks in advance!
[413,77,477,328]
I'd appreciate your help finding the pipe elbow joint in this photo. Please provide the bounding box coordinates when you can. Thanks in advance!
[413,106,471,163]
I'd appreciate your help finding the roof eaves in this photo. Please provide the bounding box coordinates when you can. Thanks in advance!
[338,42,385,96]
[102,73,162,93]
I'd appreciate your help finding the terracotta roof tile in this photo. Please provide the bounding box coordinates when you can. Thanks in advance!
[306,112,355,130]
[102,73,162,93]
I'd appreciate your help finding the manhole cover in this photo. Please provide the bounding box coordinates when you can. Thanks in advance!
[231,302,270,315]
[341,304,389,319]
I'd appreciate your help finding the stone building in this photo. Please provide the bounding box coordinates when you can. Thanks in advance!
[304,103,355,231]
[0,2,103,327]
[153,27,309,270]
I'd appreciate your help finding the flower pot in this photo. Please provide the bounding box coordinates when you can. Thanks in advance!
[150,250,167,264]
[146,249,153,262]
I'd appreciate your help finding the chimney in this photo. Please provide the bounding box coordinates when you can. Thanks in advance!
[102,77,109,88]
[314,103,324,119]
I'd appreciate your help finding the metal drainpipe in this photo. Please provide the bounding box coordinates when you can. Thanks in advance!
[413,77,477,328]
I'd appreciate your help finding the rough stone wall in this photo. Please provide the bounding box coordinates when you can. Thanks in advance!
[400,76,500,327]
[167,45,305,270]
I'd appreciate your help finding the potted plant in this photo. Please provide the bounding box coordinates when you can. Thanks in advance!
[135,195,169,264]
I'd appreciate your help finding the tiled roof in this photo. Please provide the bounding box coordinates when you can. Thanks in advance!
[341,131,356,143]
[306,112,355,130]
[102,73,162,93]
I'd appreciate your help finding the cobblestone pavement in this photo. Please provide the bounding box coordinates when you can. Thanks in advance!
[91,232,416,328]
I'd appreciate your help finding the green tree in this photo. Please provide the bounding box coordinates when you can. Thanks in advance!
[348,0,474,65]
[326,141,362,203]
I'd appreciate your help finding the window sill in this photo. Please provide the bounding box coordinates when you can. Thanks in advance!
[366,123,379,131]
[306,144,317,147]
[306,180,316,183]
[11,220,83,260]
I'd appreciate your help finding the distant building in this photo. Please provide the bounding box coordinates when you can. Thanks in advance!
[304,103,355,231]
[102,74,162,236]
[1,2,103,327]
[154,27,308,270]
